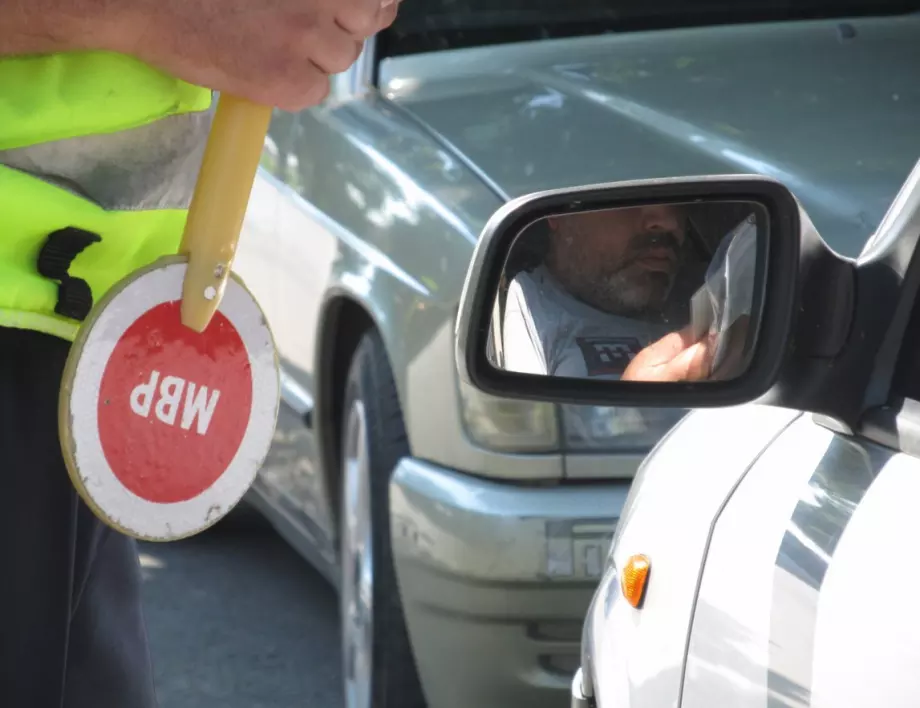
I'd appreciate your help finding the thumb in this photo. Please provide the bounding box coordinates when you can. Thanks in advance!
[640,328,699,367]
[666,338,714,382]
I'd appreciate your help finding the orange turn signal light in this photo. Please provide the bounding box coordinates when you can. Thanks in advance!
[620,554,651,609]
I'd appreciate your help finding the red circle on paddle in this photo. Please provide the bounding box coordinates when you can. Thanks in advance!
[97,300,253,504]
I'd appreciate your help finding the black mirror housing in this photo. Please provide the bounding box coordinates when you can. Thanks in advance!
[455,175,807,409]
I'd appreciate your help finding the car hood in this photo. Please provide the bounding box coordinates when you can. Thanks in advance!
[382,14,920,258]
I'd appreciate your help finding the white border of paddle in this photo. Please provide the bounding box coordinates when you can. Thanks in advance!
[67,261,279,541]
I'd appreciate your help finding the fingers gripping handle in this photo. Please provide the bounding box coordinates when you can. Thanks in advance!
[179,94,272,332]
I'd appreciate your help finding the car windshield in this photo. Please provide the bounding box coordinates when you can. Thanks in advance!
[383,0,920,56]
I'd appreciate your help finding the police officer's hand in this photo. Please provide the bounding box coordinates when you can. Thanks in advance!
[621,326,714,383]
[104,0,401,111]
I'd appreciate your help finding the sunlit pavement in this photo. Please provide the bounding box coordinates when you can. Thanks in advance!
[138,508,342,708]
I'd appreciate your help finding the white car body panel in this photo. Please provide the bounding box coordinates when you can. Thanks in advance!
[681,418,838,708]
[591,403,801,708]
[810,454,920,708]
[682,416,920,708]
[589,406,920,708]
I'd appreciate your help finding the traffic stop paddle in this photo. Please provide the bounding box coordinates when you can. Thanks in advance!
[58,95,281,542]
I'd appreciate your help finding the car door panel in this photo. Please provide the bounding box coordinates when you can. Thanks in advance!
[253,102,447,556]
[251,394,337,575]
[236,96,459,565]
[239,84,521,572]
[237,109,338,564]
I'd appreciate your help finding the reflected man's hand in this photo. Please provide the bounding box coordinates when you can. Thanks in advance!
[621,326,714,383]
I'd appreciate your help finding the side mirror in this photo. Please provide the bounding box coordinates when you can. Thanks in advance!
[455,175,806,409]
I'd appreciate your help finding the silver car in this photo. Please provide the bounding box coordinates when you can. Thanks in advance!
[233,1,920,707]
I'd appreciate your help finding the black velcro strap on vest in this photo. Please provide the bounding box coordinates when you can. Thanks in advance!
[37,227,102,321]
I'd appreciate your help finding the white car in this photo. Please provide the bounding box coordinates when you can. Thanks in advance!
[454,162,920,708]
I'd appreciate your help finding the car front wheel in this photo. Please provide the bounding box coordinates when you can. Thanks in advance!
[339,330,426,708]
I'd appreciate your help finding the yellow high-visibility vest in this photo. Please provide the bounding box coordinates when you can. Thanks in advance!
[0,51,214,341]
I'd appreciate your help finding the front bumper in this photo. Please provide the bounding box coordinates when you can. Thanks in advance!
[572,668,596,708]
[389,457,629,708]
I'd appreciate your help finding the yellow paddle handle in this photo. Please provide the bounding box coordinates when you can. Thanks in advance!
[179,94,272,332]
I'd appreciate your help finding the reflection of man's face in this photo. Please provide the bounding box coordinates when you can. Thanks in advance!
[546,204,687,315]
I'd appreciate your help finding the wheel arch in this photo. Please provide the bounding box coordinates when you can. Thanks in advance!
[316,288,390,540]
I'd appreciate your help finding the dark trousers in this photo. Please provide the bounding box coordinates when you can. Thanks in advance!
[0,327,158,707]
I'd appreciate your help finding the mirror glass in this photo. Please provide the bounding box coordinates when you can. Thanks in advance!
[486,199,767,383]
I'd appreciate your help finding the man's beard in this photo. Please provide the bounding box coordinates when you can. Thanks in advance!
[572,231,681,315]
[576,268,673,316]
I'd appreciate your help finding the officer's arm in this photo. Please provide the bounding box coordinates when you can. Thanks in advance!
[1,0,99,55]
[1,0,400,111]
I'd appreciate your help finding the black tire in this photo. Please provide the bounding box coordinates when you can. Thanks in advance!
[340,330,427,708]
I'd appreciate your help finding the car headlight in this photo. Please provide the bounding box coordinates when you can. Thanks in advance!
[458,389,688,455]
[561,404,688,453]
[458,380,560,453]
